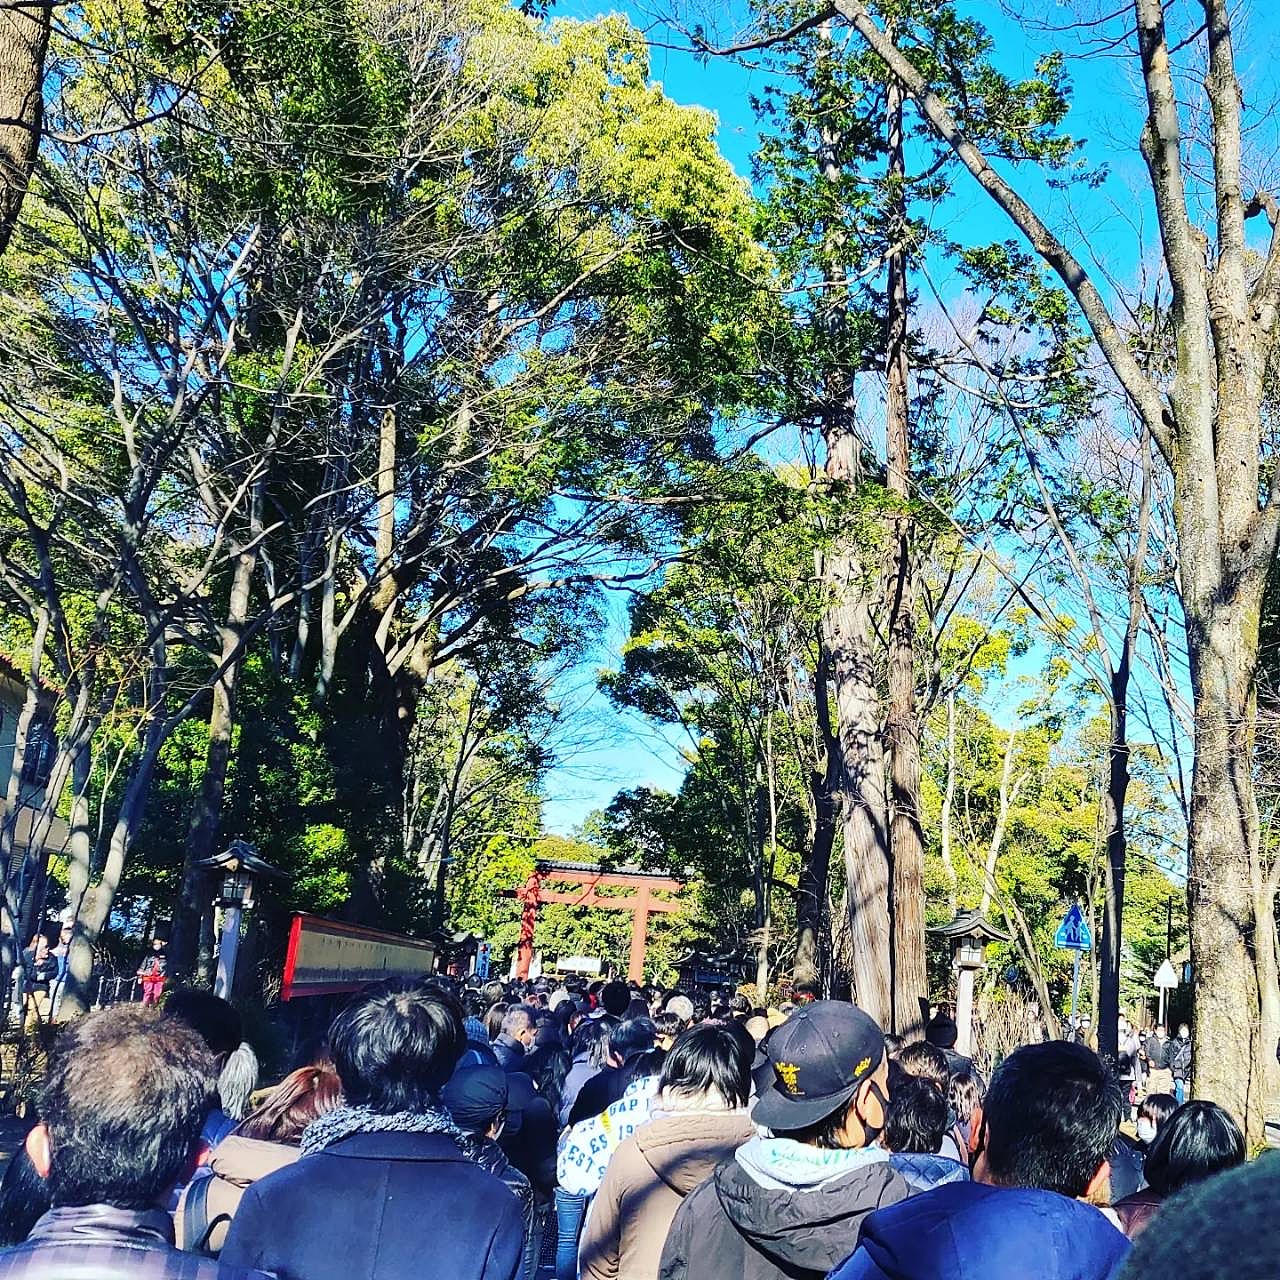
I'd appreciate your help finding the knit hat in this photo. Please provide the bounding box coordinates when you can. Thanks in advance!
[441,1065,507,1133]
[464,1015,490,1044]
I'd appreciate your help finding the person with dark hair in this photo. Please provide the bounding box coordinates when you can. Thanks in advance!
[598,981,631,1019]
[20,934,58,1033]
[659,1001,908,1280]
[1112,1091,1178,1201]
[1112,1100,1245,1239]
[165,989,255,1148]
[0,1005,263,1280]
[1142,1024,1172,1096]
[946,1062,985,1149]
[457,993,500,1069]
[221,980,522,1280]
[880,1077,969,1193]
[580,1024,755,1280]
[485,1001,510,1044]
[496,1072,557,1198]
[831,1041,1128,1280]
[653,1009,685,1050]
[556,1051,669,1279]
[136,937,169,1006]
[894,1041,964,1162]
[1119,1149,1280,1280]
[895,1041,950,1092]
[442,1067,536,1280]
[923,1014,969,1072]
[176,1063,342,1255]
[559,1019,613,1128]
[521,1009,568,1080]
[566,1018,657,1126]
[1133,1091,1178,1153]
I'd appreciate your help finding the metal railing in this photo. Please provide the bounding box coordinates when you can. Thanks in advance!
[4,967,142,1027]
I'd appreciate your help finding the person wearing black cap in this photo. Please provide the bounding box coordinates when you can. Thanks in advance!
[442,1067,536,1280]
[658,1001,909,1280]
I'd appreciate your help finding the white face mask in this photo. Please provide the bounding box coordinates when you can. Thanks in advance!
[1136,1120,1156,1143]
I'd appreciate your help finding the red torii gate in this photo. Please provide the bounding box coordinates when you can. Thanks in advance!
[511,861,683,983]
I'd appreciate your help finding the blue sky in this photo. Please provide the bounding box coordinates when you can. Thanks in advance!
[538,0,1279,833]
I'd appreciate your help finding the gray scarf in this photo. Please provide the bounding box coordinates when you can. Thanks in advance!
[300,1103,461,1156]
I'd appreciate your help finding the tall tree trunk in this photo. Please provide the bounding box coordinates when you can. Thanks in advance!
[1098,668,1134,1064]
[1183,581,1268,1131]
[795,645,838,989]
[60,742,94,1017]
[0,609,49,974]
[0,0,49,259]
[170,539,256,979]
[884,74,926,1042]
[823,424,891,1025]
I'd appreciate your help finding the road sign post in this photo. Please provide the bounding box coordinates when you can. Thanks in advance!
[1154,957,1179,1025]
[1055,904,1093,1030]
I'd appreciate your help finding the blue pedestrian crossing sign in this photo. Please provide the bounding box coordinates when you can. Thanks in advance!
[1055,904,1092,951]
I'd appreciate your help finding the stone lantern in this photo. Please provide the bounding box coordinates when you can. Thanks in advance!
[928,908,1010,1056]
[193,840,284,999]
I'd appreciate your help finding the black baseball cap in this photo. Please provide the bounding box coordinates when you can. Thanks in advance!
[752,1000,886,1131]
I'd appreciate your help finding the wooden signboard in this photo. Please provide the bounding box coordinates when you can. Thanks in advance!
[282,913,437,1000]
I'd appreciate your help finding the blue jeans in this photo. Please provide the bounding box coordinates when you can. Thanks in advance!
[1174,1077,1186,1104]
[554,1189,589,1280]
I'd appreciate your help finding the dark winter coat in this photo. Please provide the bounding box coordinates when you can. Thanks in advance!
[498,1077,558,1198]
[1143,1035,1169,1071]
[492,1036,528,1072]
[219,1129,523,1280]
[657,1146,909,1280]
[1108,1137,1145,1203]
[559,1054,599,1127]
[1168,1035,1192,1080]
[829,1181,1130,1280]
[1113,1188,1164,1240]
[457,1135,536,1277]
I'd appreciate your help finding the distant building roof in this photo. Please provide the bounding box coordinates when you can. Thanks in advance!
[535,858,683,884]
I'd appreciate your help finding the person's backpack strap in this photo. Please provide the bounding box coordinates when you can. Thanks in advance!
[181,1172,231,1255]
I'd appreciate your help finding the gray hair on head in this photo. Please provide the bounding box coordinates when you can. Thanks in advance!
[218,1041,260,1120]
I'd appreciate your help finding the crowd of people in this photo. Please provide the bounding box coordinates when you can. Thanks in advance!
[0,972,1267,1280]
